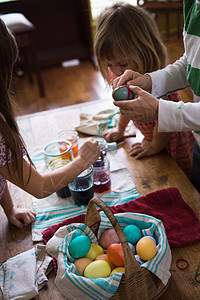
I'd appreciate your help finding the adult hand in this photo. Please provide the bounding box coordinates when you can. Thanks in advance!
[114,86,159,123]
[113,69,152,93]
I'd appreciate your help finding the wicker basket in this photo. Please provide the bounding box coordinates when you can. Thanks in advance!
[85,197,170,300]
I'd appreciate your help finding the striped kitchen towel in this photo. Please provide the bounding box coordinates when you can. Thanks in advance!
[46,214,171,300]
[31,146,140,242]
[75,108,119,136]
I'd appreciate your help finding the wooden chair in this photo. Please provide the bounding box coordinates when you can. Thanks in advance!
[137,1,183,39]
[0,13,45,97]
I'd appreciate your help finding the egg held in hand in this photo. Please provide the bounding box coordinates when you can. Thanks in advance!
[99,228,120,249]
[84,260,111,278]
[136,237,157,261]
[107,243,125,267]
[112,85,135,101]
[69,235,91,258]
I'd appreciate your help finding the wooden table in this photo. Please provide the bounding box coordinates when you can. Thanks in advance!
[1,99,200,299]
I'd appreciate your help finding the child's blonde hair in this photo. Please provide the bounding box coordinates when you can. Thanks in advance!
[94,2,167,84]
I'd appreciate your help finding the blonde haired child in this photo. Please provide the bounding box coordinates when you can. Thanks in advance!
[0,19,100,228]
[94,2,195,178]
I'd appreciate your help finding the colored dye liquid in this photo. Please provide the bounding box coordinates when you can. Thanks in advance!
[48,157,71,170]
[69,185,94,206]
[56,185,71,198]
[93,174,111,193]
[59,140,78,158]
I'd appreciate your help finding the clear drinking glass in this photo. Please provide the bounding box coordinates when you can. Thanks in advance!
[43,140,74,198]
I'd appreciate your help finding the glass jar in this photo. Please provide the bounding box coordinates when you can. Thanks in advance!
[93,156,111,193]
[56,129,79,158]
[43,140,74,198]
[68,166,94,206]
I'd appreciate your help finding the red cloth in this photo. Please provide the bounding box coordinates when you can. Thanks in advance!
[42,187,200,273]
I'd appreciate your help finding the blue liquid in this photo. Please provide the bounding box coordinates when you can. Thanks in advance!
[70,185,94,206]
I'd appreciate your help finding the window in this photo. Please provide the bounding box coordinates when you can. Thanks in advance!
[90,0,137,20]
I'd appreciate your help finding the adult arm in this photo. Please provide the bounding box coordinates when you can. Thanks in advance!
[149,54,190,98]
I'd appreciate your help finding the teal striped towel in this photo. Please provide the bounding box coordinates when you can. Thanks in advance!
[46,214,171,300]
[31,146,140,242]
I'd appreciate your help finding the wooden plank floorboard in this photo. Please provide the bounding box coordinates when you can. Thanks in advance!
[13,37,192,116]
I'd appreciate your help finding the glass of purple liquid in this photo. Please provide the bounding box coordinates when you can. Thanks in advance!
[68,166,94,206]
[93,156,111,193]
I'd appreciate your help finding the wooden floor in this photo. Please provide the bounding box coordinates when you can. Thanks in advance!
[13,37,193,116]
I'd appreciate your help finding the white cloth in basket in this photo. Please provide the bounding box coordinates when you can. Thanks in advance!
[46,213,171,300]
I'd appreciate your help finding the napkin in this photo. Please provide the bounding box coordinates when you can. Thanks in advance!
[0,245,53,300]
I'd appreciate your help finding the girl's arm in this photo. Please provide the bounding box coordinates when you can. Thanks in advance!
[0,139,100,199]
[103,113,130,142]
[1,183,36,228]
[129,121,171,158]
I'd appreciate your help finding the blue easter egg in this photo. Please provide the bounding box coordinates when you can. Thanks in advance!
[123,225,141,244]
[128,242,136,254]
[112,85,135,101]
[71,229,84,240]
[69,235,91,258]
[141,235,157,245]
[134,254,144,266]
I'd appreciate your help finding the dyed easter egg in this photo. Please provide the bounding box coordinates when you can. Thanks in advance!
[112,85,135,101]
[69,235,91,258]
[107,243,125,267]
[110,267,125,275]
[84,244,104,260]
[128,242,136,254]
[74,257,92,276]
[134,254,144,266]
[136,237,157,261]
[71,229,84,240]
[142,235,157,245]
[99,228,120,249]
[123,225,141,244]
[95,253,116,270]
[84,260,111,278]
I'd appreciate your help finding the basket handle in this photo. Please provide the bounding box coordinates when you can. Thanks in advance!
[85,197,142,277]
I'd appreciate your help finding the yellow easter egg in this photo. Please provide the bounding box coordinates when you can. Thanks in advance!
[74,258,93,276]
[111,267,125,275]
[84,244,104,260]
[136,237,157,261]
[95,253,116,270]
[84,260,111,278]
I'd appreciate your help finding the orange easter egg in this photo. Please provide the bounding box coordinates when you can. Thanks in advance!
[107,243,125,267]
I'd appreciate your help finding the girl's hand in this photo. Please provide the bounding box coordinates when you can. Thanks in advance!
[112,69,152,92]
[128,139,161,159]
[6,206,36,228]
[78,138,100,170]
[102,128,124,142]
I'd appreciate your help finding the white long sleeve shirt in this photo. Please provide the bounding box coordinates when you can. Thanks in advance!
[148,0,200,146]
